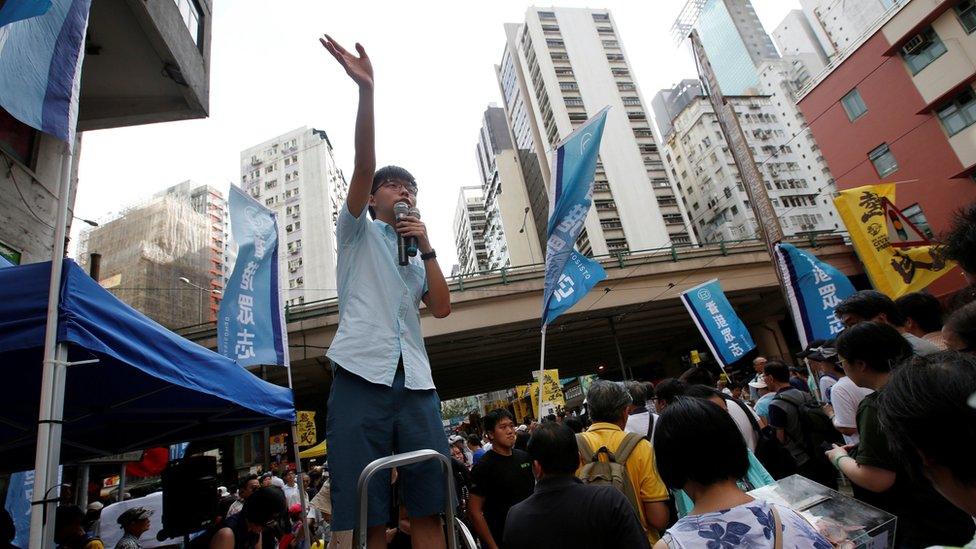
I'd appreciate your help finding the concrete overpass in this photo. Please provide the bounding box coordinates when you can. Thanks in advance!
[178,235,862,406]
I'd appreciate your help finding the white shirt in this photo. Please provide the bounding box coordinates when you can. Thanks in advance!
[725,399,759,452]
[283,483,301,507]
[829,376,874,445]
[819,375,839,402]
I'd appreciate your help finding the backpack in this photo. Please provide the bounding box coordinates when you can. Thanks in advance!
[773,391,844,460]
[728,397,797,480]
[576,432,643,515]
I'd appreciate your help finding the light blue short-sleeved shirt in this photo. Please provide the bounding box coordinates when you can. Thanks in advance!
[325,204,433,390]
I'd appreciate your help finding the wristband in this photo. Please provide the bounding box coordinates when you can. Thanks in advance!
[832,455,850,470]
[420,250,437,261]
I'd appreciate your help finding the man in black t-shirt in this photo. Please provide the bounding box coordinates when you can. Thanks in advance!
[469,409,535,549]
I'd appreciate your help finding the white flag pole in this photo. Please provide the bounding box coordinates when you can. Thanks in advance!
[537,325,547,419]
[29,142,74,549]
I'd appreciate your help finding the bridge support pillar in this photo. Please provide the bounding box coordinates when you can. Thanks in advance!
[750,317,790,361]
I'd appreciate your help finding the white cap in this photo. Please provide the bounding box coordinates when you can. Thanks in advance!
[748,379,767,389]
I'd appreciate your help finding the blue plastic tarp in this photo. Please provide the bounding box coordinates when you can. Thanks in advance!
[0,259,295,472]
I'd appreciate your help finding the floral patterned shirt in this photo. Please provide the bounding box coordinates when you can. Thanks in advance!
[661,499,831,549]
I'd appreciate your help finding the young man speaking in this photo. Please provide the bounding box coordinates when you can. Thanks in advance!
[320,35,452,548]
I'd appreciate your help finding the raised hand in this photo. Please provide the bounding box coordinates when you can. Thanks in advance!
[319,34,373,90]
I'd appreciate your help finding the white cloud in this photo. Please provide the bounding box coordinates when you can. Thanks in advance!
[71,0,798,271]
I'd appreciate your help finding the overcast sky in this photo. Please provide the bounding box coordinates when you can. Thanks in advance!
[70,0,799,269]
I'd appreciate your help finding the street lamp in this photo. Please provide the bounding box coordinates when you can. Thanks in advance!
[517,207,536,265]
[178,277,221,324]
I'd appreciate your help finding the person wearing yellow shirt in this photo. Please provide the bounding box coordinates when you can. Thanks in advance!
[576,380,670,544]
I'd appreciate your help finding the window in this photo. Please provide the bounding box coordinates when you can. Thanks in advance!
[0,107,37,166]
[173,0,202,45]
[869,144,898,176]
[901,203,935,238]
[538,11,555,20]
[955,0,976,33]
[936,88,976,136]
[900,28,948,75]
[592,13,610,21]
[841,88,868,121]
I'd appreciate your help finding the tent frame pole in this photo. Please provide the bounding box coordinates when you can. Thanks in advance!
[29,143,73,549]
[284,361,312,544]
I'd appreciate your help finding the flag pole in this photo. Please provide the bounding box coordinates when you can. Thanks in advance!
[29,142,74,549]
[537,325,547,420]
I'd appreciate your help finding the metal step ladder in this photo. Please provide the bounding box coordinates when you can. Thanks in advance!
[353,449,475,549]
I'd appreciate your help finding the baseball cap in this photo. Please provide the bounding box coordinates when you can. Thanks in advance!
[86,502,104,512]
[448,435,464,444]
[796,339,827,359]
[748,378,767,389]
[117,507,152,527]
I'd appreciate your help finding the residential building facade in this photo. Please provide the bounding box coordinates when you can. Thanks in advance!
[239,127,348,307]
[454,186,489,275]
[476,106,544,269]
[665,93,837,243]
[501,7,695,257]
[797,0,976,295]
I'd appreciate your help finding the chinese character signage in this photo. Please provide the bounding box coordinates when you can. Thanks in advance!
[218,185,288,367]
[774,243,855,348]
[834,184,954,298]
[542,107,610,325]
[680,279,756,368]
[297,411,316,447]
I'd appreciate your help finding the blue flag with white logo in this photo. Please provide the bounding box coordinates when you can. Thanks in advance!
[0,0,91,145]
[218,185,288,368]
[542,107,609,326]
[775,242,856,347]
[680,279,756,368]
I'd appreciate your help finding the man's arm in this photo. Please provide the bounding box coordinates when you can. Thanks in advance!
[468,494,498,549]
[421,255,451,317]
[396,214,450,317]
[320,35,374,217]
[642,500,670,532]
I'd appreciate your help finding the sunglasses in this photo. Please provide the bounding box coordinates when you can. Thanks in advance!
[377,179,418,195]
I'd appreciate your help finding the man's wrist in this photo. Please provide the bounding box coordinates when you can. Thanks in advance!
[833,454,851,470]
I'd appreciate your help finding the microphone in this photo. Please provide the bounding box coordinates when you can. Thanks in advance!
[394,201,410,266]
[407,207,421,257]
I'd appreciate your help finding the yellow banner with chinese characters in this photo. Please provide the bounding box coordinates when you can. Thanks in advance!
[297,411,317,447]
[834,184,954,298]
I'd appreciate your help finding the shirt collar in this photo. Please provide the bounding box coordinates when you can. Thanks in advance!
[587,422,623,432]
[631,405,648,415]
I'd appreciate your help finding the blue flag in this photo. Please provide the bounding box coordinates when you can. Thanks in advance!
[218,185,288,367]
[775,242,856,347]
[681,279,756,368]
[0,0,91,145]
[542,107,609,325]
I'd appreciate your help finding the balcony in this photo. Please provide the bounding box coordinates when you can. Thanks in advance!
[79,0,212,130]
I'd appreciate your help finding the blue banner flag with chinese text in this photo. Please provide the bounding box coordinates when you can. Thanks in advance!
[218,185,288,367]
[0,0,90,145]
[774,242,856,348]
[542,107,609,325]
[680,279,756,368]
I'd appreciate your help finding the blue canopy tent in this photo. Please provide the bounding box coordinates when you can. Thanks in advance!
[0,259,295,473]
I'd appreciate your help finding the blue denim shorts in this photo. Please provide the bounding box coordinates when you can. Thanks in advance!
[326,363,450,531]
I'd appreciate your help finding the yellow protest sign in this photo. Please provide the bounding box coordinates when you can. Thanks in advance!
[297,411,316,447]
[834,184,954,298]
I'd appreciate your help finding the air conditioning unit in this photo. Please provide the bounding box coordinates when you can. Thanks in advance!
[903,33,929,54]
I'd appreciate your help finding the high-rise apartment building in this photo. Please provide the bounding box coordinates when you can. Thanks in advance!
[664,93,837,243]
[651,79,705,140]
[772,10,830,76]
[454,186,489,275]
[239,127,348,307]
[475,105,544,269]
[799,0,905,60]
[77,181,228,328]
[500,7,695,256]
[673,0,779,95]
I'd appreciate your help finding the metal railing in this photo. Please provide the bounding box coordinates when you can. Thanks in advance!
[174,232,847,336]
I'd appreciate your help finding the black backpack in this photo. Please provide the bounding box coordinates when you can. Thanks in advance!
[728,397,797,480]
[773,391,844,459]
